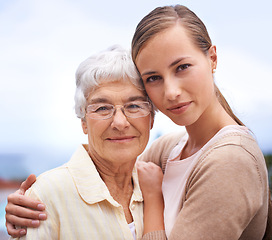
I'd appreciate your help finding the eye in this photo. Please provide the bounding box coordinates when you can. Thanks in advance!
[94,105,113,113]
[176,64,190,72]
[87,104,113,114]
[145,75,162,83]
[125,102,142,112]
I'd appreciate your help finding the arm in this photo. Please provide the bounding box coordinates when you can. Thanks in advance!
[168,146,266,239]
[137,161,167,240]
[5,174,47,237]
[136,131,184,240]
[9,177,59,240]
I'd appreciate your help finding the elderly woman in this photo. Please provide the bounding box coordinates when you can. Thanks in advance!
[9,46,156,240]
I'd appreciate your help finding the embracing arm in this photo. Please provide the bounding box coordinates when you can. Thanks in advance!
[10,177,59,240]
[5,174,47,238]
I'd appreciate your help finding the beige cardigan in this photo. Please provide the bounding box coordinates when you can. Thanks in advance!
[139,130,270,240]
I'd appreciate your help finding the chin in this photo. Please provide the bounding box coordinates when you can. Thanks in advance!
[168,116,188,126]
[169,112,200,127]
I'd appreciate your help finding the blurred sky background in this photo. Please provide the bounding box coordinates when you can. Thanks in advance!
[0,0,272,180]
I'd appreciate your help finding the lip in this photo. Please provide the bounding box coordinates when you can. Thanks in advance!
[106,136,136,143]
[167,101,192,115]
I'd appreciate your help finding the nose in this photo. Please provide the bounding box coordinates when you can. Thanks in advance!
[110,107,130,130]
[164,77,182,101]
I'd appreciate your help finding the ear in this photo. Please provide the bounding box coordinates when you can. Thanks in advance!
[209,45,217,71]
[81,119,88,134]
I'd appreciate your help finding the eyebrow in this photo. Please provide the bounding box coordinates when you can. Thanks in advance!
[141,57,190,77]
[88,98,111,104]
[128,96,147,102]
[141,71,158,77]
[88,95,147,104]
[169,57,188,68]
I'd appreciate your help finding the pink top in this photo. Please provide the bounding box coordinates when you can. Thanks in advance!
[162,125,250,237]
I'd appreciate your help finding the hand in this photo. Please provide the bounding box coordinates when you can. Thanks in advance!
[5,174,47,237]
[136,161,165,234]
[136,161,164,199]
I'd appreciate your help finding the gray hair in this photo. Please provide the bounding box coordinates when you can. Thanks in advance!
[74,45,152,119]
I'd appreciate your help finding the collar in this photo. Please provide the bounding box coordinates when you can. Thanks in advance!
[66,145,143,206]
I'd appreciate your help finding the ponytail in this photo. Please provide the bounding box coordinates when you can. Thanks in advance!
[214,84,245,126]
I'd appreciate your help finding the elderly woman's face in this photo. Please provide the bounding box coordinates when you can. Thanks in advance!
[82,80,153,166]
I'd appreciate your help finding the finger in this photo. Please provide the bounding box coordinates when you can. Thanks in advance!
[7,193,45,211]
[19,174,36,195]
[146,162,158,167]
[6,213,41,228]
[6,203,47,221]
[136,160,148,169]
[6,222,27,238]
[137,162,156,174]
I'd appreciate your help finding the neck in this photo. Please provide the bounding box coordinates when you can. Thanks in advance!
[98,167,134,191]
[85,146,135,223]
[87,147,135,192]
[182,99,238,159]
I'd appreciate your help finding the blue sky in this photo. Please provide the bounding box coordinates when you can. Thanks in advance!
[0,0,272,178]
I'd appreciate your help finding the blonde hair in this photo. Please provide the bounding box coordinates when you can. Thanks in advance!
[131,5,244,126]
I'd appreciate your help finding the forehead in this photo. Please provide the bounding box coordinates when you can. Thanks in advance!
[136,25,200,67]
[87,81,146,103]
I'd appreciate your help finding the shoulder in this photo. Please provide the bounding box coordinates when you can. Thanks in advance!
[26,164,73,200]
[28,146,88,197]
[203,131,266,170]
[37,164,71,184]
[191,131,267,191]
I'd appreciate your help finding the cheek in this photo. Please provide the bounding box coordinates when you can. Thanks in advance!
[86,121,106,145]
[136,118,152,144]
[198,73,214,96]
[87,129,99,150]
[189,68,214,93]
[145,86,163,107]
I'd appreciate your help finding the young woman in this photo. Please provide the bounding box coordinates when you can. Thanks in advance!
[5,5,271,240]
[132,5,271,240]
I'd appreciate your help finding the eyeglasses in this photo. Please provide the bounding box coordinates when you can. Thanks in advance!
[86,101,152,120]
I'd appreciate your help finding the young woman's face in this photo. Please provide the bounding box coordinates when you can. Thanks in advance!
[135,24,217,126]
